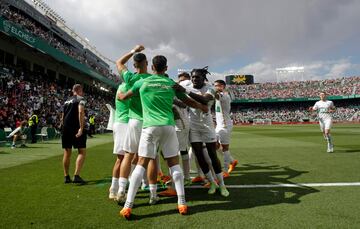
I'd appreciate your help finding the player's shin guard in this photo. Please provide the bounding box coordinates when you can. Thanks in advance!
[181,153,190,180]
[170,164,186,205]
[223,151,231,171]
[142,171,149,187]
[124,165,145,209]
[327,134,333,146]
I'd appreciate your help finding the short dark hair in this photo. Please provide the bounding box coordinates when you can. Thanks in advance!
[133,53,147,63]
[214,80,226,86]
[152,55,167,72]
[191,66,210,80]
[178,72,190,79]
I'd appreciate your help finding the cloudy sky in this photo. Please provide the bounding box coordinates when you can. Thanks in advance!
[31,0,360,82]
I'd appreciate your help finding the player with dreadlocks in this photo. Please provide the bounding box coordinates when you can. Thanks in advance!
[174,67,229,197]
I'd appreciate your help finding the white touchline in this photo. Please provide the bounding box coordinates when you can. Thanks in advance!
[185,182,360,189]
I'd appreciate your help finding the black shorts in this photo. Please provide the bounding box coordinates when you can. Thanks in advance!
[62,128,87,149]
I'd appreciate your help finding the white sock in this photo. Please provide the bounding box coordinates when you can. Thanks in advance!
[205,171,216,183]
[142,171,149,187]
[216,173,225,186]
[170,164,186,205]
[223,151,234,163]
[327,135,333,146]
[110,177,119,192]
[149,184,157,198]
[223,151,232,171]
[124,165,145,209]
[118,177,128,194]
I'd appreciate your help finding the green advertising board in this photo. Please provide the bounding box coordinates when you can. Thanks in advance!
[0,16,117,88]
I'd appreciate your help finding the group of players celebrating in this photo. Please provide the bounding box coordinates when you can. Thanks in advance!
[55,44,337,220]
[108,45,238,219]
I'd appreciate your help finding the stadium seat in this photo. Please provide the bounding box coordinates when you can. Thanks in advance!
[36,127,48,142]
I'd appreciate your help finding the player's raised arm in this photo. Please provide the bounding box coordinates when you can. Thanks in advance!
[116,45,145,74]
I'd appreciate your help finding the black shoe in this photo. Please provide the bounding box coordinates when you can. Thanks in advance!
[64,175,72,184]
[73,175,86,184]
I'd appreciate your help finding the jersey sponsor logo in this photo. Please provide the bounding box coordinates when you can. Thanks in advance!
[146,83,171,90]
[64,99,75,105]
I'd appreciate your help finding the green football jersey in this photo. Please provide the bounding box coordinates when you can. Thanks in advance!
[114,83,130,123]
[122,70,151,120]
[130,74,187,128]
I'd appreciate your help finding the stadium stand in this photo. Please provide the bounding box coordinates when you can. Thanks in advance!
[0,65,112,131]
[228,77,360,100]
[0,0,118,82]
[231,104,360,124]
[228,76,360,124]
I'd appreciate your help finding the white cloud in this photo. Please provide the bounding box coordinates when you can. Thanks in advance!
[36,0,360,78]
[208,59,359,83]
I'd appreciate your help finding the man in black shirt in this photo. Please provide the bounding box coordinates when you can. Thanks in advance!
[61,84,87,184]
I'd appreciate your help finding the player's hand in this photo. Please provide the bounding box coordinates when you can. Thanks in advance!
[133,45,145,53]
[173,83,186,93]
[200,104,209,113]
[308,106,313,111]
[75,129,83,138]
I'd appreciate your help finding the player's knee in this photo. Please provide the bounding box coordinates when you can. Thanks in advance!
[171,168,184,182]
[137,157,150,167]
[78,148,86,155]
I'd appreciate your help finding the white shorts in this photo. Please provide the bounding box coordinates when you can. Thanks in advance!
[113,122,128,155]
[123,118,143,154]
[319,118,332,131]
[175,119,189,151]
[138,126,179,159]
[190,125,217,143]
[216,125,233,145]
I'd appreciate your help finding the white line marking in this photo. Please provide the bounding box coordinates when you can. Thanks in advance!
[185,182,360,189]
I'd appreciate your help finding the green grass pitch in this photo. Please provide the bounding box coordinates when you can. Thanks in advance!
[0,124,359,228]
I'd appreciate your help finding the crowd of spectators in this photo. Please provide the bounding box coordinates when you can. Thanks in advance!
[231,104,360,124]
[228,77,360,100]
[0,65,112,132]
[0,4,118,82]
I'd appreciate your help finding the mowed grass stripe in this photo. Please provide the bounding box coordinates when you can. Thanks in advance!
[0,124,359,228]
[0,134,114,169]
